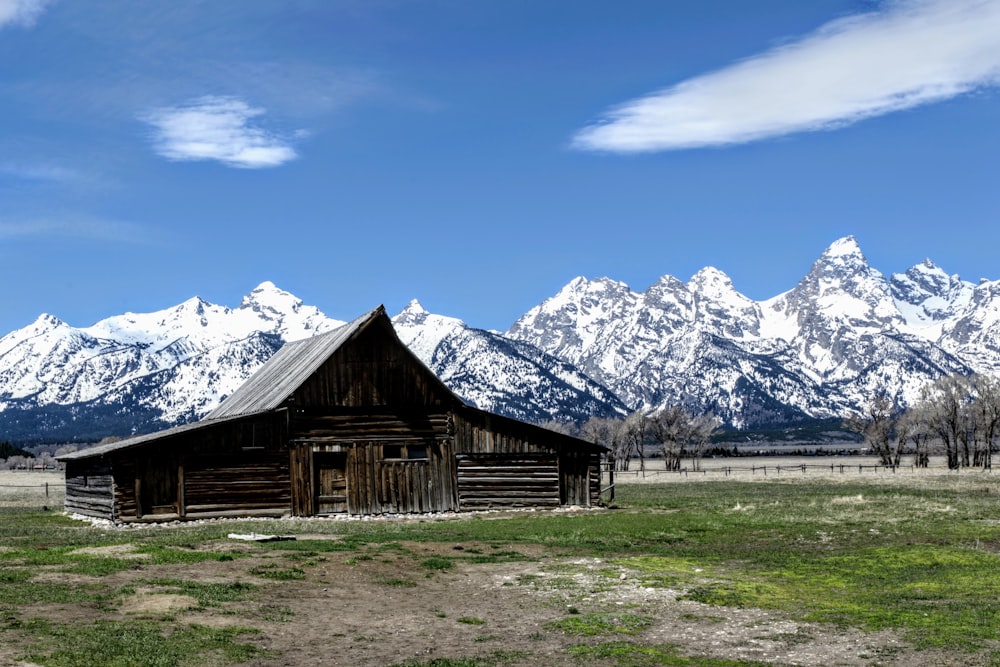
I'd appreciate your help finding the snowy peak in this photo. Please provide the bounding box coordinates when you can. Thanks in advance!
[239,281,302,318]
[781,236,901,330]
[393,299,431,327]
[808,236,877,288]
[236,282,343,341]
[689,266,734,296]
[823,235,864,260]
[891,259,973,329]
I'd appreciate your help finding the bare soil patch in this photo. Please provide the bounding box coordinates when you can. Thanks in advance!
[7,528,976,667]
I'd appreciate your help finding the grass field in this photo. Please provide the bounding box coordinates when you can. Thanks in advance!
[2,467,1000,665]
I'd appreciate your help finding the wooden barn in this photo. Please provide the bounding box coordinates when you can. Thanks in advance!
[58,306,605,522]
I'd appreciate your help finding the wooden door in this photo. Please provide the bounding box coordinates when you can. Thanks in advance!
[314,452,348,514]
[138,452,179,517]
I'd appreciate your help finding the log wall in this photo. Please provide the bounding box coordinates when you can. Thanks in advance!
[64,459,116,521]
[454,409,602,508]
[457,454,560,509]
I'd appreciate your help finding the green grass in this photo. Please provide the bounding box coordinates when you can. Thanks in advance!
[569,642,769,666]
[389,650,527,667]
[142,579,258,607]
[456,616,486,625]
[6,476,1000,660]
[547,612,653,636]
[246,563,306,580]
[16,618,263,667]
[421,556,455,571]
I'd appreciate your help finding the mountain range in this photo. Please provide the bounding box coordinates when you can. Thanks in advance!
[1,236,997,442]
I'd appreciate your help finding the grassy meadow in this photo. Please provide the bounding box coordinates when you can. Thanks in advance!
[2,469,1000,665]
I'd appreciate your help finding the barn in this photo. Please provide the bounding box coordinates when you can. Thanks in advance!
[58,306,606,522]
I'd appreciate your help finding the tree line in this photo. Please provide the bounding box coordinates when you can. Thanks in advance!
[846,374,1000,470]
[551,373,1000,473]
[561,407,722,472]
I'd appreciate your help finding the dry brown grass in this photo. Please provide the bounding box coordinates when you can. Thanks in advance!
[0,469,64,508]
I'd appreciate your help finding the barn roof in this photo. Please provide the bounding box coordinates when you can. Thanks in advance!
[207,306,383,419]
[57,411,257,460]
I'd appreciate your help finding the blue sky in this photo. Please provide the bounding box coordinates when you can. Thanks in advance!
[2,0,999,334]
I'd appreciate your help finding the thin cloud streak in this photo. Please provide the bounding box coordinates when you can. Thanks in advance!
[0,0,51,28]
[143,96,297,168]
[0,216,150,244]
[573,0,1000,152]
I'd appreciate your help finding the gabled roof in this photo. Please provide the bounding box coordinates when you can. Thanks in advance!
[207,306,383,419]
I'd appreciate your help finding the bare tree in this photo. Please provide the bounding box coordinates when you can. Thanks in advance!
[919,375,973,469]
[622,411,649,472]
[649,406,688,471]
[54,444,79,458]
[580,416,630,472]
[649,406,721,471]
[538,419,574,435]
[895,409,930,468]
[845,396,900,467]
[970,374,1000,469]
[686,413,721,470]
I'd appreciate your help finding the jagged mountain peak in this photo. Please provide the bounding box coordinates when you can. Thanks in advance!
[823,235,863,258]
[690,265,731,287]
[688,267,749,303]
[239,281,302,316]
[32,313,68,331]
[891,258,973,331]
[394,299,430,326]
[782,237,899,325]
[392,301,464,336]
[808,236,877,281]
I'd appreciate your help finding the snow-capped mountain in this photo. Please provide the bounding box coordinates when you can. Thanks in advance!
[3,235,1000,441]
[0,283,626,441]
[508,236,987,428]
[392,300,628,424]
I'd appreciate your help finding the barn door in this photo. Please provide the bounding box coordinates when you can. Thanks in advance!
[137,452,179,518]
[314,451,349,514]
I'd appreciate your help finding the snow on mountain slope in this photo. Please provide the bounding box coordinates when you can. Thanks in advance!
[3,235,999,439]
[508,236,982,428]
[890,259,974,335]
[0,288,628,440]
[392,300,628,424]
[0,282,344,409]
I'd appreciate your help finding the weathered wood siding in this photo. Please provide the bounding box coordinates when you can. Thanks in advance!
[453,408,601,508]
[290,426,457,516]
[182,453,290,519]
[558,450,602,506]
[457,454,559,509]
[108,413,290,522]
[291,320,452,410]
[64,459,116,520]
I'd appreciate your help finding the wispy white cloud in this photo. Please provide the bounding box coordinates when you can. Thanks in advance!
[0,0,52,29]
[0,161,79,184]
[142,96,297,168]
[0,216,149,243]
[573,0,1000,152]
